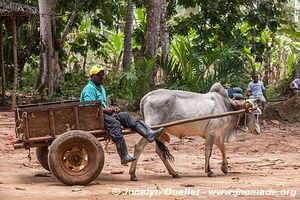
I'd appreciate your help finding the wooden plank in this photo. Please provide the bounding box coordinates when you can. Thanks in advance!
[54,108,75,134]
[73,106,79,129]
[0,19,5,105]
[24,115,29,140]
[98,105,105,129]
[11,16,18,109]
[17,99,79,108]
[49,109,55,136]
[78,106,101,131]
[19,100,102,112]
[28,136,54,142]
[27,111,51,137]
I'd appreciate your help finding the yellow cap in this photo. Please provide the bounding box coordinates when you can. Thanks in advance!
[89,65,105,76]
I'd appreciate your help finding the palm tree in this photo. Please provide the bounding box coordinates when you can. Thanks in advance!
[143,0,162,90]
[123,0,134,70]
[160,0,170,62]
[38,0,54,95]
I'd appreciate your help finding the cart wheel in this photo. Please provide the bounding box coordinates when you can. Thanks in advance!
[48,130,105,185]
[36,146,50,171]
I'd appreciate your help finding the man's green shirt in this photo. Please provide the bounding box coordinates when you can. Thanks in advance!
[80,80,107,108]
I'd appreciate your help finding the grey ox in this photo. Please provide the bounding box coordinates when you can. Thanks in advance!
[129,83,262,181]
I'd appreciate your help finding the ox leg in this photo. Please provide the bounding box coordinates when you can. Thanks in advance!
[215,142,228,174]
[205,135,215,177]
[129,137,149,181]
[155,142,180,178]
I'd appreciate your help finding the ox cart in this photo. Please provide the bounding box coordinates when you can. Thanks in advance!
[13,100,137,185]
[13,100,249,185]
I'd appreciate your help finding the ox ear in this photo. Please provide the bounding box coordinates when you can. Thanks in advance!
[253,107,262,115]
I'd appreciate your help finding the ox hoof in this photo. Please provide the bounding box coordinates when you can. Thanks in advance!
[207,171,215,177]
[221,165,228,174]
[172,172,180,178]
[130,175,139,181]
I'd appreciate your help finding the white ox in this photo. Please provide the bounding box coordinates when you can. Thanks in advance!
[129,83,261,181]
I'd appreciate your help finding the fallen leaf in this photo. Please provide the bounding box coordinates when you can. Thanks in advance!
[259,174,267,177]
[172,145,179,150]
[15,187,26,190]
[181,184,195,187]
[231,177,240,182]
[110,170,124,174]
[72,189,82,192]
[270,120,280,125]
[34,173,51,177]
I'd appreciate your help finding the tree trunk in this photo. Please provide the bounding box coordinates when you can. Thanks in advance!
[60,10,78,48]
[143,0,162,90]
[282,51,287,78]
[143,0,161,58]
[295,54,300,78]
[82,52,87,74]
[53,51,60,93]
[267,33,276,84]
[263,47,270,85]
[11,17,18,109]
[295,0,299,23]
[38,0,54,95]
[18,17,40,72]
[160,0,170,61]
[276,49,282,81]
[263,32,275,85]
[123,0,134,70]
[0,20,5,105]
[116,51,123,71]
[159,0,170,83]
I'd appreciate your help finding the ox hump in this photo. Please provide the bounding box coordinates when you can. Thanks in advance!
[209,83,228,98]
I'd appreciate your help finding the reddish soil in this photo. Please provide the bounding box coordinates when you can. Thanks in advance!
[0,107,299,200]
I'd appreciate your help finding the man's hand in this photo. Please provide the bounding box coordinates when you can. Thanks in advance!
[111,106,120,113]
[103,106,120,115]
[103,107,114,115]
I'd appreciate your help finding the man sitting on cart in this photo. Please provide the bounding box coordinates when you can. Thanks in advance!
[80,65,164,165]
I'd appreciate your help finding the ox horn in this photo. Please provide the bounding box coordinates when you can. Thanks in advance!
[245,101,257,112]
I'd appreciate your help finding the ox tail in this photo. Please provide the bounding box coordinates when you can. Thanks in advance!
[155,139,174,162]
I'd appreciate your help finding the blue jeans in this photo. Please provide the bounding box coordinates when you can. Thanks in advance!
[103,112,137,142]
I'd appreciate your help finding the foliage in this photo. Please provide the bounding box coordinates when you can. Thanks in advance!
[158,35,246,93]
[132,7,147,48]
[4,0,300,105]
[266,78,292,98]
[59,72,89,97]
[105,58,155,108]
[18,64,38,93]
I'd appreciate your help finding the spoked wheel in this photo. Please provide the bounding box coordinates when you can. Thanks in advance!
[48,130,105,185]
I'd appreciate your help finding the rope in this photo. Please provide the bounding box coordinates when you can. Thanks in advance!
[15,108,27,139]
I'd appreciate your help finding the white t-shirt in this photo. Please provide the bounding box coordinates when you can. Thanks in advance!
[247,81,265,97]
[292,79,300,89]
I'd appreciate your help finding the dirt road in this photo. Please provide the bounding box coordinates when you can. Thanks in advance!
[0,111,299,200]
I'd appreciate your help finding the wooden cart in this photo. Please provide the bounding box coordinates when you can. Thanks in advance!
[13,100,132,186]
[13,100,249,186]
